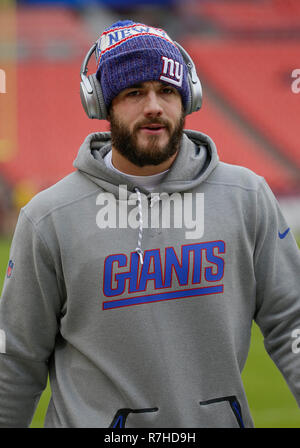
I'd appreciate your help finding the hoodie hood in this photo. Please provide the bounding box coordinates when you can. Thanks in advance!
[73,130,219,196]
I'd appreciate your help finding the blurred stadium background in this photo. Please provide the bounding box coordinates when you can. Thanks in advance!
[0,0,299,428]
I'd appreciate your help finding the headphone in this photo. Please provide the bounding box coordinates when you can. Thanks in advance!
[80,41,202,120]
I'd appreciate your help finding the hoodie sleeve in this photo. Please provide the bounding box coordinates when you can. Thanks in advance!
[254,179,300,406]
[0,208,63,427]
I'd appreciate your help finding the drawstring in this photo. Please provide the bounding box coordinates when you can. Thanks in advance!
[134,187,144,265]
[133,188,161,265]
[150,192,160,208]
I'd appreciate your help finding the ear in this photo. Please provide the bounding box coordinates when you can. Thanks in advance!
[106,104,113,122]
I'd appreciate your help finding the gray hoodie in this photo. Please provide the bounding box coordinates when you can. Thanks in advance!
[0,130,299,428]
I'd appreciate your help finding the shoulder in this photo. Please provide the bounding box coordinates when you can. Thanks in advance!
[206,161,265,193]
[22,171,99,226]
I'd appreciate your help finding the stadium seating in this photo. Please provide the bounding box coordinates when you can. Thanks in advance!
[0,3,299,200]
[185,94,299,195]
[184,39,300,173]
[193,0,300,33]
[17,6,93,57]
[1,6,105,194]
[182,0,300,193]
[2,59,108,190]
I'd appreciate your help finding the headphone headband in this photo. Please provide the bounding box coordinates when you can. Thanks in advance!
[80,43,97,93]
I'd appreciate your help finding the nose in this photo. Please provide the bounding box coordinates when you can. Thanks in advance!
[143,91,163,118]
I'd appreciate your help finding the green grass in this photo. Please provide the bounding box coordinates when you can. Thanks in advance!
[0,236,299,428]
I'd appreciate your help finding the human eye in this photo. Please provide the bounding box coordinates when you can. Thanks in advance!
[161,86,176,95]
[126,89,141,97]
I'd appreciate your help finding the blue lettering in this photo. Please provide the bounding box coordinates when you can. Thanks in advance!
[102,242,225,299]
[164,247,189,287]
[205,241,225,281]
[108,31,120,46]
[103,253,139,296]
[138,250,163,291]
[132,26,150,33]
[183,244,203,284]
[117,252,139,293]
[120,28,132,39]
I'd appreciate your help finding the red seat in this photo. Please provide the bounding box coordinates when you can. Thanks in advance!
[186,95,299,195]
[192,0,300,32]
[184,38,300,174]
[1,7,299,198]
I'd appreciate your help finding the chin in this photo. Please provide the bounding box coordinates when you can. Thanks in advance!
[138,136,169,151]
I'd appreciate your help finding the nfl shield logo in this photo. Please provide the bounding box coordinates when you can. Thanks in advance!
[6,260,14,278]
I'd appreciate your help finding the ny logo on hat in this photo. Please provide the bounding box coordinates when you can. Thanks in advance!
[160,56,183,87]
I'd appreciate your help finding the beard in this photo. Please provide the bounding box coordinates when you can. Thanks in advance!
[109,109,185,167]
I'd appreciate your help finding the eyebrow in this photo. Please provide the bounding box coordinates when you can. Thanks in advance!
[124,81,178,92]
[127,83,144,89]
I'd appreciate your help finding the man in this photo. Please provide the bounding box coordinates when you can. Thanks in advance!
[0,20,299,428]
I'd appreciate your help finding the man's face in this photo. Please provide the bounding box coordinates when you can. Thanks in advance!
[108,81,185,167]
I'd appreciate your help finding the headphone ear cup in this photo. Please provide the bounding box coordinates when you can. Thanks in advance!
[80,73,108,120]
[89,74,108,120]
[174,41,202,115]
[184,78,194,116]
[184,65,202,116]
[187,75,202,116]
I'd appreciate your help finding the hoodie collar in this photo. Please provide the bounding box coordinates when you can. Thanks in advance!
[73,130,219,196]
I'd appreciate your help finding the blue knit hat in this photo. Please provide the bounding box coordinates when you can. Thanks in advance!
[95,20,190,110]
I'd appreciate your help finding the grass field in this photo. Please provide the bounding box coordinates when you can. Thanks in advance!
[0,236,299,428]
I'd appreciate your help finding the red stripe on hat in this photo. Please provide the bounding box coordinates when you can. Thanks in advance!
[100,23,146,36]
[100,23,167,37]
[96,33,177,69]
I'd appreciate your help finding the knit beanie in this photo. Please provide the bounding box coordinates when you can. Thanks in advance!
[95,20,190,110]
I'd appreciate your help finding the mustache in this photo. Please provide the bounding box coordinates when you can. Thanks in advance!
[133,118,171,132]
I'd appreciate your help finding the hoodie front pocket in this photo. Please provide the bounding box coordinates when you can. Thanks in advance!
[199,395,245,428]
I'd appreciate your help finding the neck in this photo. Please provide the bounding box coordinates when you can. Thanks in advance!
[111,146,178,176]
